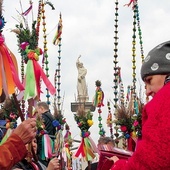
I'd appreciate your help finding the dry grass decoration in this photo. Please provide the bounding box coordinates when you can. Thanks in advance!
[114,97,143,151]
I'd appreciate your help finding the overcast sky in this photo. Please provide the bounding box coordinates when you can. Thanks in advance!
[2,0,170,143]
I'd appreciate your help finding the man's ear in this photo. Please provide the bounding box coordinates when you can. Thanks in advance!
[40,106,44,111]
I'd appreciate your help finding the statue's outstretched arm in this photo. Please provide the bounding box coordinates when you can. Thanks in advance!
[77,55,81,63]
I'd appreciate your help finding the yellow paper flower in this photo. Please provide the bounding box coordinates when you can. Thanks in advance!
[131,131,137,138]
[87,119,93,127]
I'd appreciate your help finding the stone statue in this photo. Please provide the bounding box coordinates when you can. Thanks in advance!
[76,55,88,102]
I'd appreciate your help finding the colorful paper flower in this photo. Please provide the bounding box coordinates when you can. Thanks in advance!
[120,125,127,132]
[87,119,93,127]
[133,120,139,126]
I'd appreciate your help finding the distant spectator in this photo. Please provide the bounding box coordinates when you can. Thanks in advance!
[12,137,60,170]
[85,136,114,170]
[35,102,56,166]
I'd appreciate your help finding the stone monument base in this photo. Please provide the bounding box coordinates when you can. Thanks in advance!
[71,102,95,112]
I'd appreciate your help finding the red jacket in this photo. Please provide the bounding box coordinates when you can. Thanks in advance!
[0,133,27,170]
[111,82,170,170]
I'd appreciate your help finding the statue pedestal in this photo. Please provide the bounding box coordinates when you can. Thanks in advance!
[77,95,89,103]
[71,102,95,112]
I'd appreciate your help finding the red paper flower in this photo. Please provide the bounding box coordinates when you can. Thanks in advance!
[120,125,127,132]
[133,120,139,127]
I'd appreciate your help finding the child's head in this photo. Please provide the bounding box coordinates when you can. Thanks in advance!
[141,41,170,81]
[35,101,49,114]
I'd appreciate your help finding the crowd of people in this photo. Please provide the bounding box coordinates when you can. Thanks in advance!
[0,102,60,170]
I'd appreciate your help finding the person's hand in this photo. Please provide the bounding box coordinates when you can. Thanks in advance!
[106,156,119,163]
[13,118,36,144]
[47,157,60,170]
